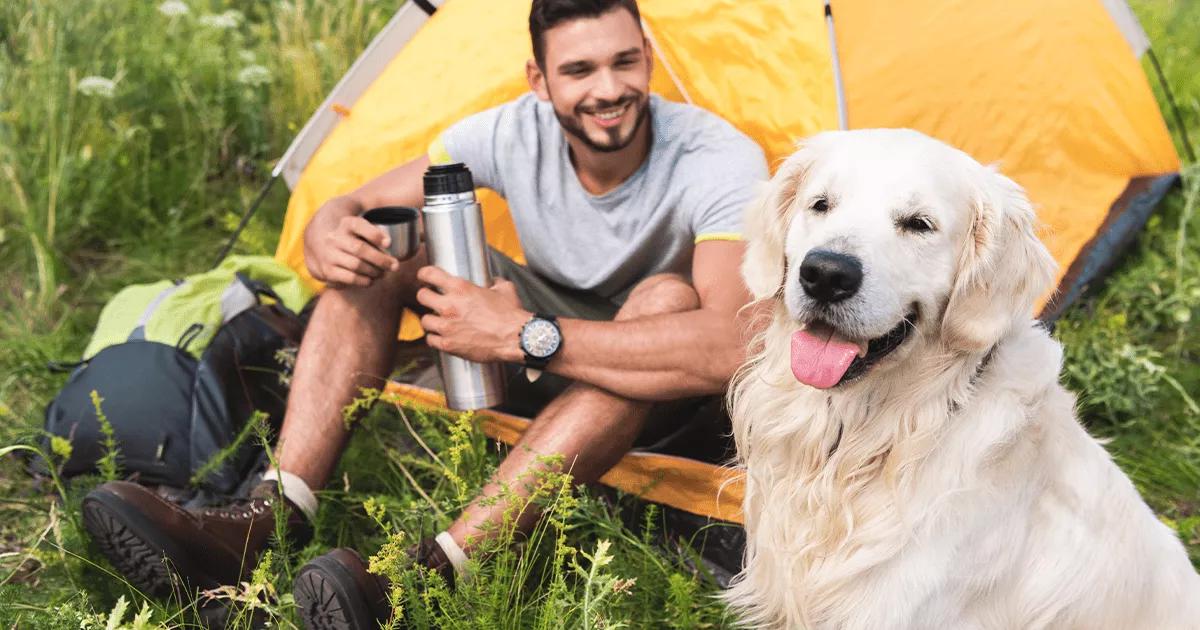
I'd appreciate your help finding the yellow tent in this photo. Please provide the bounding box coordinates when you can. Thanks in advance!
[270,0,1180,527]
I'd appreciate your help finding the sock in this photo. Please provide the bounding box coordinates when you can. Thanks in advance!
[434,531,469,578]
[261,468,319,521]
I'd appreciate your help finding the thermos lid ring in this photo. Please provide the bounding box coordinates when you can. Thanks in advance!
[424,162,475,196]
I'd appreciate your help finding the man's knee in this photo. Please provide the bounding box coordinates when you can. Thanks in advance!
[616,273,700,321]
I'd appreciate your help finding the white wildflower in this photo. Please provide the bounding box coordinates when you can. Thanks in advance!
[199,9,243,29]
[237,50,256,63]
[77,76,116,98]
[157,0,190,17]
[237,65,271,87]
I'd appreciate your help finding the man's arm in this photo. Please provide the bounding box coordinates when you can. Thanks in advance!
[416,239,756,401]
[544,240,753,399]
[303,154,431,287]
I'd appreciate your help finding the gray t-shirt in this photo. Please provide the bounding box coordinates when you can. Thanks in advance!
[437,93,767,299]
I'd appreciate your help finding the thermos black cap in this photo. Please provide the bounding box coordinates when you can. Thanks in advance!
[423,163,475,196]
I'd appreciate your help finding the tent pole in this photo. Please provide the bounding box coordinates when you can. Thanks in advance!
[640,18,693,105]
[1147,47,1196,163]
[210,174,280,269]
[825,1,848,130]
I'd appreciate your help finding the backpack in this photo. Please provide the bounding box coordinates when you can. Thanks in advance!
[41,255,315,493]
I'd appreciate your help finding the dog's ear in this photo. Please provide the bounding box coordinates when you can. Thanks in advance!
[941,167,1057,352]
[741,145,812,300]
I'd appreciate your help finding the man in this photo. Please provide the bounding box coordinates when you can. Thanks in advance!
[82,0,767,627]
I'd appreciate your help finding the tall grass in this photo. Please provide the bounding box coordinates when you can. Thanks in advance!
[1056,0,1200,564]
[0,394,734,628]
[0,0,401,310]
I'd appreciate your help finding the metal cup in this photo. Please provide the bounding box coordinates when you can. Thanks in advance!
[362,206,420,261]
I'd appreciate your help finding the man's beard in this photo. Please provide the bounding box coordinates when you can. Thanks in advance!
[554,92,650,154]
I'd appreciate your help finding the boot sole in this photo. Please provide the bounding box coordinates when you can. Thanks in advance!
[81,489,217,598]
[294,552,384,630]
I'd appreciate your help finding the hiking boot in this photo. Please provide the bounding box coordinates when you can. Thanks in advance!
[81,480,310,597]
[293,539,455,630]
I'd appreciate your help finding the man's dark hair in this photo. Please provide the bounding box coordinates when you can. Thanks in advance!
[529,0,642,69]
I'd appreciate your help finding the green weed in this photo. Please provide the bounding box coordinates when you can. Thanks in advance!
[90,390,120,482]
[189,410,270,488]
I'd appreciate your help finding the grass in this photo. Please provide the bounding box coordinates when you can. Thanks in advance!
[0,0,1197,627]
[1055,0,1200,564]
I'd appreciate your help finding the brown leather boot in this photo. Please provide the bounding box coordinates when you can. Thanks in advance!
[292,539,455,630]
[81,480,310,597]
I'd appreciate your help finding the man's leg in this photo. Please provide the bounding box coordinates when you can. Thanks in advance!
[274,252,428,491]
[291,273,702,628]
[446,273,701,548]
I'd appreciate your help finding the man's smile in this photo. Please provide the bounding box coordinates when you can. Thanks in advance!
[587,102,631,127]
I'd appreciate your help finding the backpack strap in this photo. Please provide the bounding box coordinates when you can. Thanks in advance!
[46,359,87,373]
[220,276,258,324]
[175,322,205,353]
[236,272,286,304]
[128,280,186,341]
[221,272,296,324]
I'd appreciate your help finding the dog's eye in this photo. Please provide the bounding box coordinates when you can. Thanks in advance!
[898,215,936,234]
[810,197,829,214]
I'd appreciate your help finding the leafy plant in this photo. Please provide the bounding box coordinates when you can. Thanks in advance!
[91,390,120,482]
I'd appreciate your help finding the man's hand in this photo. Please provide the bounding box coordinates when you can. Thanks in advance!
[302,155,430,288]
[416,266,530,363]
[304,211,401,288]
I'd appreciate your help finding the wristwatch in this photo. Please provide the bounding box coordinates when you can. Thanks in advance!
[519,313,562,379]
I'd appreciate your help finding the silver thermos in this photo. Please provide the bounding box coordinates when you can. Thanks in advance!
[421,163,507,410]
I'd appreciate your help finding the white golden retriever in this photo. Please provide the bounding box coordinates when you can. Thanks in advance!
[725,129,1200,629]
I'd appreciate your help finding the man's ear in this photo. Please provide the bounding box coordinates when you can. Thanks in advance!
[741,141,813,300]
[940,167,1057,352]
[526,59,550,100]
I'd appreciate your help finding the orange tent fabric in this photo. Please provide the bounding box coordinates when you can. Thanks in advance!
[273,0,1179,521]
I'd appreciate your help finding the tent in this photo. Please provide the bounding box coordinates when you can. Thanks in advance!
[267,0,1181,549]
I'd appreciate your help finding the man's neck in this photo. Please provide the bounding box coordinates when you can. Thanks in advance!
[566,115,652,196]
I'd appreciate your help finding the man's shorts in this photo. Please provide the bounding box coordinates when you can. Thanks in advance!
[487,248,625,323]
[486,249,732,459]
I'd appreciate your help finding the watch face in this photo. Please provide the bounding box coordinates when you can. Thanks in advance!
[521,318,561,359]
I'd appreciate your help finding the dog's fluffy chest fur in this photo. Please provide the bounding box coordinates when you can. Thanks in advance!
[726,323,1200,629]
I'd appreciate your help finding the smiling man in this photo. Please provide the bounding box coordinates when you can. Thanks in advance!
[81,1,766,627]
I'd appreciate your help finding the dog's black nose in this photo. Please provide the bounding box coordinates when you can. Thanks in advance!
[799,250,863,303]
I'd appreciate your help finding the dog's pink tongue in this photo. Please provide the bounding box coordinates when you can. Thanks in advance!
[791,323,860,389]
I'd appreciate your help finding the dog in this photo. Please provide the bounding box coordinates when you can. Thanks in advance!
[724,129,1200,629]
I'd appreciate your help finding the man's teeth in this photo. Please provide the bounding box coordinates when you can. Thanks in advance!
[593,105,627,120]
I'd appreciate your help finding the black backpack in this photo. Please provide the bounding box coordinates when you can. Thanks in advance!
[40,256,313,493]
